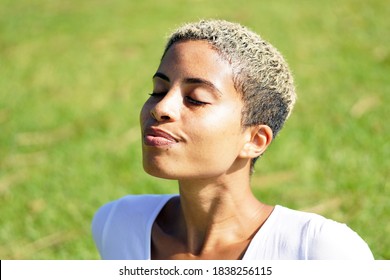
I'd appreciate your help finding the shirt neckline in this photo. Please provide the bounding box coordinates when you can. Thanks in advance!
[241,205,281,259]
[146,195,281,260]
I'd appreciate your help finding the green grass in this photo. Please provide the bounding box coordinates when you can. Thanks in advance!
[1,0,389,259]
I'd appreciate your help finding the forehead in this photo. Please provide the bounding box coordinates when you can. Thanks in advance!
[158,41,234,86]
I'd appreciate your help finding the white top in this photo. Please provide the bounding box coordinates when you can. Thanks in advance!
[92,194,374,260]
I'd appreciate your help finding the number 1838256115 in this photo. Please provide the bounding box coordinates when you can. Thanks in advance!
[212,266,272,276]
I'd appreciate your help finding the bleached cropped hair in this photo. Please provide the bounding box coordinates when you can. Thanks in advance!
[163,19,296,169]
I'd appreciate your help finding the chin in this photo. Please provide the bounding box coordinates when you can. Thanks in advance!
[143,162,181,180]
[143,163,232,181]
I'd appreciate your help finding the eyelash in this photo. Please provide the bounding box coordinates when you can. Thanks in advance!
[149,93,207,106]
[185,96,207,106]
[149,92,166,97]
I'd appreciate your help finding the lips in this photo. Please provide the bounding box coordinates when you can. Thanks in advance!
[143,127,179,147]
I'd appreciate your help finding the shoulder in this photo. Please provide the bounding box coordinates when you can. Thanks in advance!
[306,215,374,259]
[92,194,176,222]
[275,206,373,259]
[91,194,176,259]
[92,195,156,232]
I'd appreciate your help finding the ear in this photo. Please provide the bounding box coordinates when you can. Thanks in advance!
[239,125,273,159]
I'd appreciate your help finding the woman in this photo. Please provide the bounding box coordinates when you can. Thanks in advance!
[92,19,373,260]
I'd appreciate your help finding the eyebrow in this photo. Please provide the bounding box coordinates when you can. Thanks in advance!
[152,72,223,96]
[153,72,170,82]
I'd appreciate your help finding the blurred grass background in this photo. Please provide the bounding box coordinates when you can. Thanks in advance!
[0,0,389,259]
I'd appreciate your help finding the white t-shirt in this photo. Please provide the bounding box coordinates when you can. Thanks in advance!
[92,194,373,260]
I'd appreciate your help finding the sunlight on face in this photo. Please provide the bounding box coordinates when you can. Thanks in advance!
[140,41,248,180]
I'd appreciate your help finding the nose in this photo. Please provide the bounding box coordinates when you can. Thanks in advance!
[150,91,180,122]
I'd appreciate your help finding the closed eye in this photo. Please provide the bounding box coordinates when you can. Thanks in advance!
[149,92,166,97]
[185,96,207,106]
[149,93,208,106]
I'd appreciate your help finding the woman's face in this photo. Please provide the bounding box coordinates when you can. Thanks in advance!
[140,40,249,179]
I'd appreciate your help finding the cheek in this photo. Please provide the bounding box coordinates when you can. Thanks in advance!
[204,105,242,133]
[140,100,152,125]
[184,122,243,175]
[187,106,243,151]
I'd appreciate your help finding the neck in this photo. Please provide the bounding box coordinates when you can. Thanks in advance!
[175,169,271,255]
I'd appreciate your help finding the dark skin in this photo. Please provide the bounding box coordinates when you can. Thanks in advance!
[140,41,274,260]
